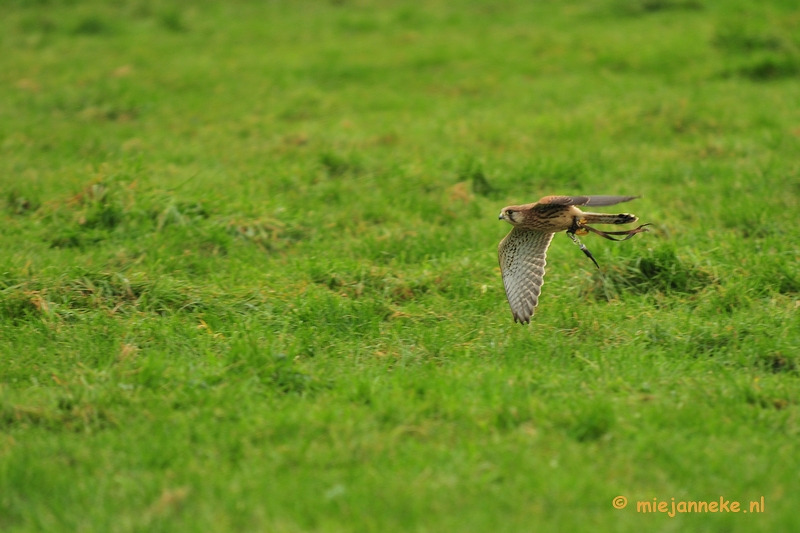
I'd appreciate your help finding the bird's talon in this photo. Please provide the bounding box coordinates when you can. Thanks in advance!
[581,246,600,269]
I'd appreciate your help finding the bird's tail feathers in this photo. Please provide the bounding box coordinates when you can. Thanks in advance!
[581,212,638,225]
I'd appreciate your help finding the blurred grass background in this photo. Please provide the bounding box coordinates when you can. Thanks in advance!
[1,0,799,531]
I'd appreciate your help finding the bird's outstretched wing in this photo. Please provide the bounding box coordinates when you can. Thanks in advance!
[498,228,554,324]
[538,195,639,207]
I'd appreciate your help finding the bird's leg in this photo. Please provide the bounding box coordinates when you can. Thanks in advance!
[567,228,600,269]
[581,223,652,241]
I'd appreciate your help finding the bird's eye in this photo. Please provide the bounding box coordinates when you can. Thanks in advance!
[506,210,515,216]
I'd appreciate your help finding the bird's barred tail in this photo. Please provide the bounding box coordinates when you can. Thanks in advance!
[581,212,638,225]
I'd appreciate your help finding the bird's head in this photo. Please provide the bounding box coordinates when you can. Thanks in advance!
[498,206,522,225]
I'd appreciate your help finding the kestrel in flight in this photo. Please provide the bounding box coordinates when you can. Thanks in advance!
[497,195,650,324]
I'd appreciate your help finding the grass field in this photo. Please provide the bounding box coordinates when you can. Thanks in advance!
[1,0,799,531]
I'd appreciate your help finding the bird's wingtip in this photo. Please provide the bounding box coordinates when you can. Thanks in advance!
[514,313,532,325]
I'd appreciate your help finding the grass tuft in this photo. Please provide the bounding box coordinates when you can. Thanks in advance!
[71,14,112,35]
[459,159,499,198]
[320,151,362,177]
[225,336,327,395]
[760,352,798,374]
[563,399,615,443]
[585,245,713,299]
[158,9,186,33]
[0,270,204,322]
[611,0,703,16]
[5,190,39,216]
[733,54,800,81]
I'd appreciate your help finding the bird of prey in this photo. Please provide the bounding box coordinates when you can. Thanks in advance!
[497,195,650,324]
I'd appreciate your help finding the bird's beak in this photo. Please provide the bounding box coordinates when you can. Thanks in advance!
[498,213,504,220]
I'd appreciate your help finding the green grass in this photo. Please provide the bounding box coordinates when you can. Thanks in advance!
[1,0,799,531]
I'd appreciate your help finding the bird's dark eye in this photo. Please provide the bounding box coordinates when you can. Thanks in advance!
[507,210,515,216]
